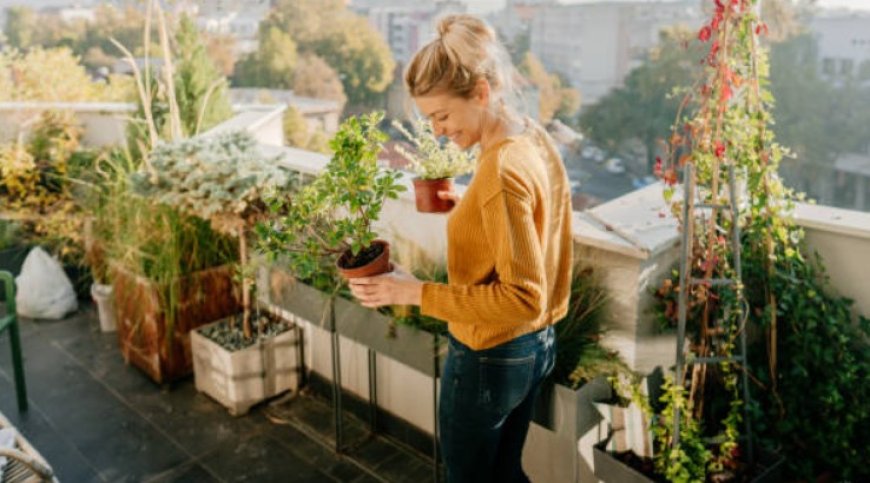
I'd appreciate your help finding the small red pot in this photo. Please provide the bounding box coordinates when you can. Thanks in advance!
[336,239,392,279]
[413,177,455,213]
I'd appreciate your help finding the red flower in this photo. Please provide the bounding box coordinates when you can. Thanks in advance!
[712,14,721,30]
[654,157,663,177]
[720,83,732,103]
[663,167,678,186]
[755,22,769,37]
[715,141,726,158]
[698,25,712,42]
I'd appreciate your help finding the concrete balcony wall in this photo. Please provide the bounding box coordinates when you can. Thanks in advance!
[794,203,870,319]
[0,102,135,147]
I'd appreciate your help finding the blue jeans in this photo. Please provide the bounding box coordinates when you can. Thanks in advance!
[439,326,556,483]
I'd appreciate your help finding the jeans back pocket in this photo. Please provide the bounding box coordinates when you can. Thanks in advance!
[477,354,536,416]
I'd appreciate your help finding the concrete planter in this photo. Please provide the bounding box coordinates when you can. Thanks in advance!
[523,377,613,483]
[112,264,240,384]
[191,317,301,416]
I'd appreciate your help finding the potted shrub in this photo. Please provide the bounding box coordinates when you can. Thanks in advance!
[391,118,474,213]
[130,131,303,414]
[259,111,405,281]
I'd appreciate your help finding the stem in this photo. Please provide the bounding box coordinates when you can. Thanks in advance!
[240,227,251,340]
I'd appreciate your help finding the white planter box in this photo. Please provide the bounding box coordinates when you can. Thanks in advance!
[191,317,301,416]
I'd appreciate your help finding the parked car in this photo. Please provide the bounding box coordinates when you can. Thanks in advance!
[605,158,626,174]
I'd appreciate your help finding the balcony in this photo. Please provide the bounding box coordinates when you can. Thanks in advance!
[1,103,868,482]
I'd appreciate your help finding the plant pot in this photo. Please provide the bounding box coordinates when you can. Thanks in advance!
[91,283,116,332]
[191,316,301,416]
[111,263,240,384]
[336,239,391,279]
[413,177,455,213]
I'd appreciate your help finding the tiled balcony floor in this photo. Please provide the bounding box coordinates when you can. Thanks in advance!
[0,305,435,482]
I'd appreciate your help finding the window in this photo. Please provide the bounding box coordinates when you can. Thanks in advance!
[823,57,836,75]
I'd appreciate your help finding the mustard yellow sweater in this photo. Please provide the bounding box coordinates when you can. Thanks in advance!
[420,122,574,350]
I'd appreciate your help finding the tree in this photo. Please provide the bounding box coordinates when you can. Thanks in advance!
[265,0,394,107]
[519,53,581,124]
[233,26,298,89]
[0,47,104,102]
[3,7,37,50]
[283,105,309,148]
[205,33,237,77]
[293,53,347,107]
[580,27,703,170]
[173,15,233,136]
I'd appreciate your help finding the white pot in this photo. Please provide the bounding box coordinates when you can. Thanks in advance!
[91,283,116,332]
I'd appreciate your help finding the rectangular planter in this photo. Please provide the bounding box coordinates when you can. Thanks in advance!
[261,265,444,376]
[593,437,785,483]
[593,439,655,483]
[112,264,240,384]
[524,377,613,483]
[334,296,444,377]
[261,265,332,329]
[191,317,301,416]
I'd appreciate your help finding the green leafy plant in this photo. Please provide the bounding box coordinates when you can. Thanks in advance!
[391,118,475,180]
[552,265,626,390]
[258,111,405,283]
[130,132,292,339]
[649,0,870,480]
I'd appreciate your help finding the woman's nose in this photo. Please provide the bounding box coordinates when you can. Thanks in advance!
[432,121,446,137]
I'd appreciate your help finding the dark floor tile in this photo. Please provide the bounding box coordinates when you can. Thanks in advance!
[145,462,221,483]
[350,438,404,471]
[200,433,334,482]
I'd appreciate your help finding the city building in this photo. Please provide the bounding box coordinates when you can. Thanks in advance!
[809,10,870,84]
[530,0,703,104]
[351,0,466,65]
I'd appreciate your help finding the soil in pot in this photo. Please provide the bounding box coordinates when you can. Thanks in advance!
[337,239,391,279]
[199,312,292,352]
[413,178,455,213]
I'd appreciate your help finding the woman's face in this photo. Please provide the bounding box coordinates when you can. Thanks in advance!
[413,83,489,150]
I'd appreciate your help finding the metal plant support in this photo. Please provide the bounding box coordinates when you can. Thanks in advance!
[674,163,753,464]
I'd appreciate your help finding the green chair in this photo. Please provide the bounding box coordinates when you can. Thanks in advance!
[0,270,27,412]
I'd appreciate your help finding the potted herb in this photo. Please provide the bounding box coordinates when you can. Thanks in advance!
[392,118,474,213]
[259,111,405,281]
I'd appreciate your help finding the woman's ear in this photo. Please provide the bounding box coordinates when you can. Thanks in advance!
[474,78,490,106]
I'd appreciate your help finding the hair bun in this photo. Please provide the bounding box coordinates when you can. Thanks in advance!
[437,15,458,38]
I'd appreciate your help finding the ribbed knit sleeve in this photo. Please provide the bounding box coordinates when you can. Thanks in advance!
[420,188,546,326]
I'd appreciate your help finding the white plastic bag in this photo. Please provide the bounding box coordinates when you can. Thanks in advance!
[15,247,78,319]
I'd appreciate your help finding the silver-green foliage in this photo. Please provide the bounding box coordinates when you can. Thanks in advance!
[391,118,475,180]
[130,131,289,227]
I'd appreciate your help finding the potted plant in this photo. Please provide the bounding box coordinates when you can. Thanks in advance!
[130,131,303,414]
[259,111,405,281]
[391,118,474,213]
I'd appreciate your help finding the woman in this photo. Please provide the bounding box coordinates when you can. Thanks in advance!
[349,14,573,483]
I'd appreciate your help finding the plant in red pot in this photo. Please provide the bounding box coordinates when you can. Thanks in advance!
[392,118,475,213]
[258,112,406,282]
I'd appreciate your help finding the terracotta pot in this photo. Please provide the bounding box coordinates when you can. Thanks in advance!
[337,240,391,279]
[413,177,455,213]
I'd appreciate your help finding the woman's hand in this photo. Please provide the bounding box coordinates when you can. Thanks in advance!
[348,265,424,308]
[437,189,462,205]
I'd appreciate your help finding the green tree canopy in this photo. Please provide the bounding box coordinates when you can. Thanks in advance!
[174,15,233,136]
[264,0,394,107]
[233,26,298,89]
[579,27,703,169]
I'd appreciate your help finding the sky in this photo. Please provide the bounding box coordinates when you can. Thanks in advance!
[465,0,870,14]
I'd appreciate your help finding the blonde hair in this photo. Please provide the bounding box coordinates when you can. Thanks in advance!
[405,14,521,109]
